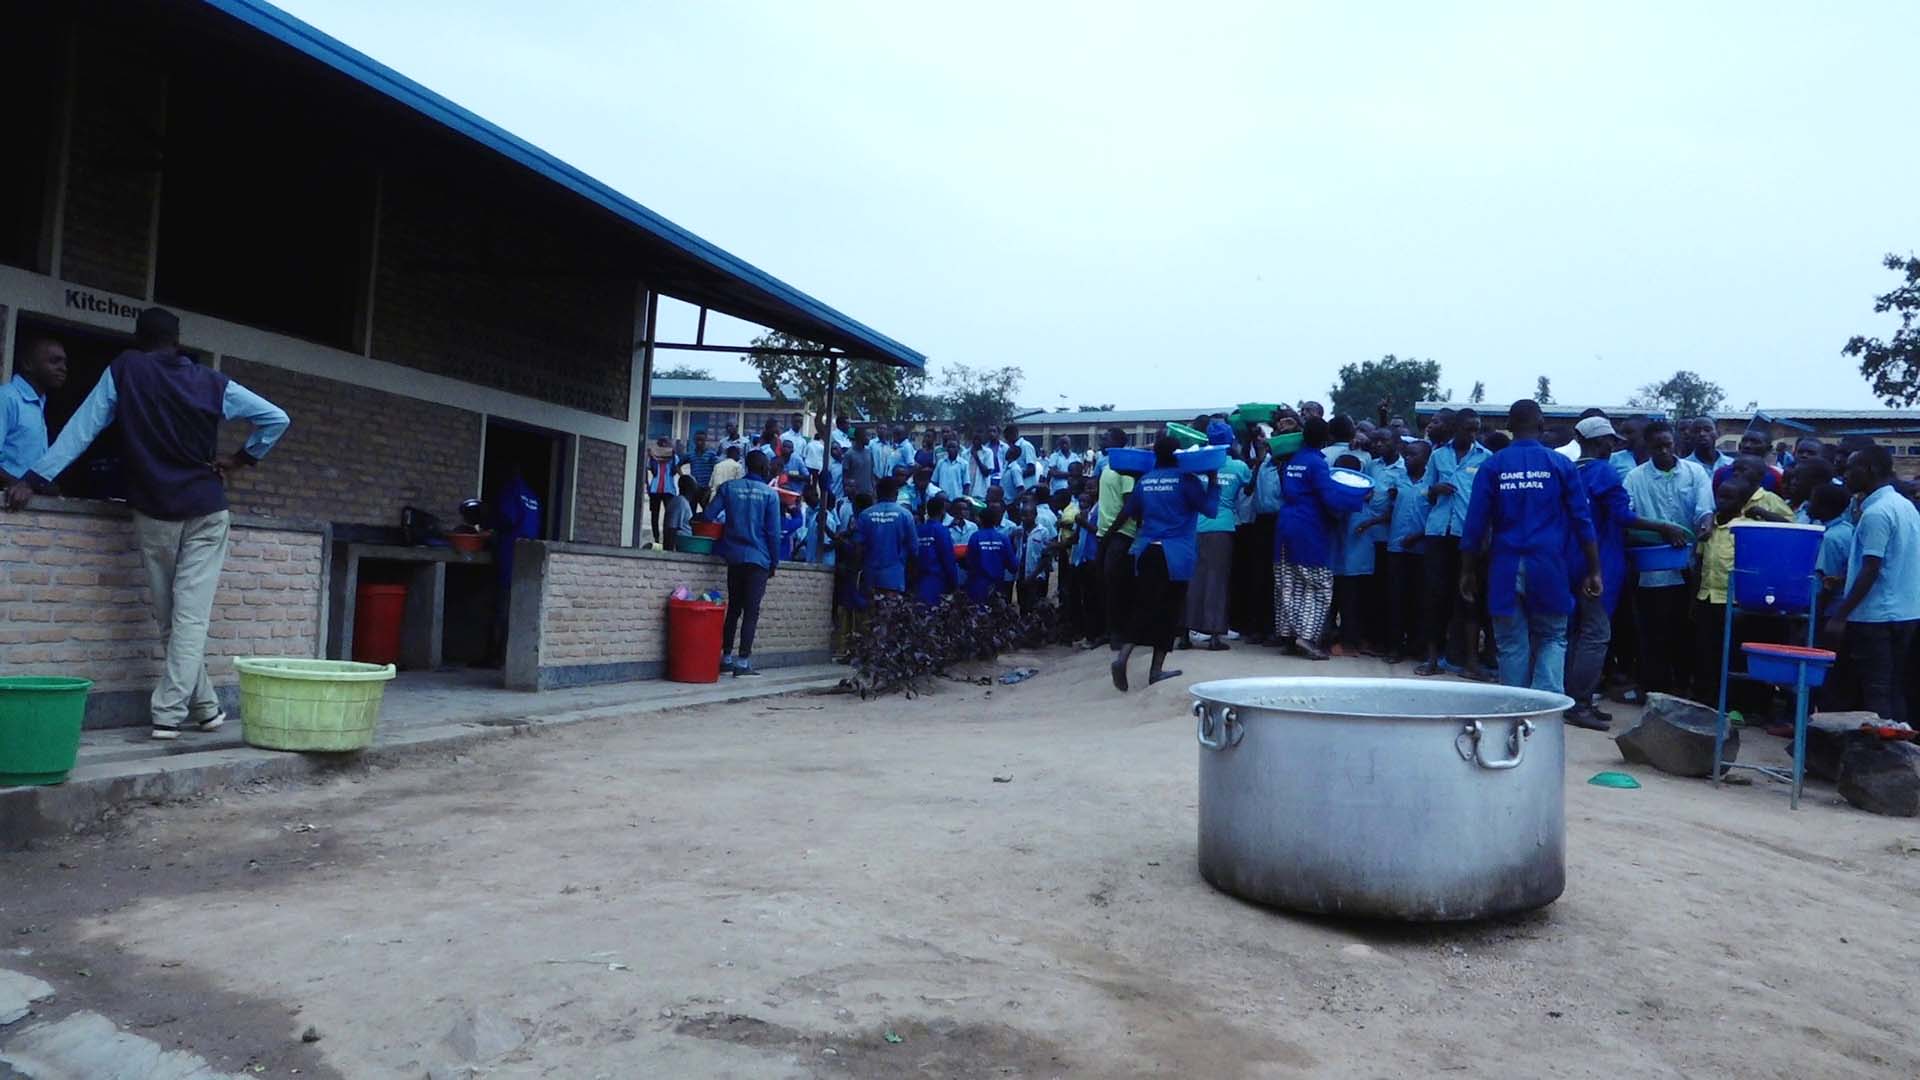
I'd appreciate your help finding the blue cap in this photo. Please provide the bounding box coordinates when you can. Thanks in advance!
[1207,420,1234,447]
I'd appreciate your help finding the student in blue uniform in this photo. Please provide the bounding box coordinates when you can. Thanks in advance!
[1330,453,1385,655]
[1109,436,1219,690]
[1273,418,1344,661]
[1418,407,1494,679]
[963,508,1015,604]
[712,450,783,677]
[1460,400,1602,695]
[1562,417,1690,728]
[855,476,919,600]
[912,494,961,605]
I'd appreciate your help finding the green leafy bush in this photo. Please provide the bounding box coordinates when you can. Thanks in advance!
[847,593,1060,697]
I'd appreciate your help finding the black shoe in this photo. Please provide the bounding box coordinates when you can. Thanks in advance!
[1564,706,1611,732]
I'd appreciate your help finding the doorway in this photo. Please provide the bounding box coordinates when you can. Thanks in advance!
[480,417,566,541]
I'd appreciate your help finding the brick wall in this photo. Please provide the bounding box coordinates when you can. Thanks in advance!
[59,44,161,297]
[217,356,481,527]
[371,172,636,419]
[509,544,831,688]
[0,503,326,728]
[573,437,625,545]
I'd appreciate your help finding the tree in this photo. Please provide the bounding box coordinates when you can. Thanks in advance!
[1627,370,1727,419]
[1469,381,1486,404]
[655,364,714,380]
[1844,253,1920,405]
[1534,375,1554,404]
[741,331,924,420]
[938,363,1024,435]
[1328,354,1442,421]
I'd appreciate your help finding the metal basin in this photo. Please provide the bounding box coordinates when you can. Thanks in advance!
[1191,677,1572,922]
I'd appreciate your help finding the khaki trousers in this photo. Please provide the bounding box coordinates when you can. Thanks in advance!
[134,510,230,729]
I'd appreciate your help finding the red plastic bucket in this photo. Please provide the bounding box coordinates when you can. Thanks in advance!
[353,584,407,666]
[666,598,726,683]
[692,520,725,541]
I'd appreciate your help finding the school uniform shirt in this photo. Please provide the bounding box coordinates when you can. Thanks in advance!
[1816,517,1855,581]
[712,476,782,572]
[1574,457,1633,615]
[900,480,937,514]
[664,494,694,539]
[1622,459,1715,588]
[795,505,844,565]
[964,527,1015,602]
[867,441,894,482]
[949,518,978,546]
[1335,468,1390,577]
[1045,450,1076,494]
[1001,456,1032,499]
[1607,448,1643,482]
[1387,468,1431,554]
[842,446,875,498]
[1253,458,1284,515]
[0,373,51,481]
[932,454,969,498]
[1460,439,1597,617]
[709,456,745,490]
[1022,519,1056,580]
[1002,438,1038,487]
[1125,467,1218,582]
[1423,441,1492,538]
[1071,506,1102,566]
[1275,451,1344,568]
[1845,485,1920,623]
[1199,458,1253,535]
[855,500,918,593]
[1694,488,1792,604]
[912,518,960,604]
[966,445,1002,496]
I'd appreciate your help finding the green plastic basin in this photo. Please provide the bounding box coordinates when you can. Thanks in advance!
[0,676,93,787]
[235,658,396,753]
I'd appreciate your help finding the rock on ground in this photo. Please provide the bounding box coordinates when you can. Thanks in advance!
[1805,712,1881,783]
[443,1005,525,1063]
[0,1010,243,1079]
[0,968,54,1027]
[1615,693,1735,778]
[1838,739,1920,817]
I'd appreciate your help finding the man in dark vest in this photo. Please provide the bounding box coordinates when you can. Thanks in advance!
[6,307,290,739]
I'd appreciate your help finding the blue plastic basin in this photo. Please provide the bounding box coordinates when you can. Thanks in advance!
[1324,468,1373,513]
[1107,447,1155,475]
[1627,544,1692,572]
[1175,446,1228,473]
[1742,643,1834,688]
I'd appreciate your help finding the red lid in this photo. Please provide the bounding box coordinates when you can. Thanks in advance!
[1741,643,1836,662]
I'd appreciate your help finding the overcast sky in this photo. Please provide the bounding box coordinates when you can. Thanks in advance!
[280,0,1919,412]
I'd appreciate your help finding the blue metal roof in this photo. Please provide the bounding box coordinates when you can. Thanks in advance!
[199,0,926,370]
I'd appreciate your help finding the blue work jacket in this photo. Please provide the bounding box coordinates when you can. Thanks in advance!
[964,528,1014,602]
[712,476,782,571]
[855,501,919,593]
[1574,458,1632,615]
[1461,440,1597,617]
[1125,467,1217,582]
[912,519,960,605]
[1275,451,1342,568]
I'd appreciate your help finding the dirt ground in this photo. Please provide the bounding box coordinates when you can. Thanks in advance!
[6,645,1920,1079]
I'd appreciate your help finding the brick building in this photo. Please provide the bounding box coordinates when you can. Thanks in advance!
[0,0,920,719]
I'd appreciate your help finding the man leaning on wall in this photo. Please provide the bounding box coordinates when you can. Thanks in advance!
[5,307,291,740]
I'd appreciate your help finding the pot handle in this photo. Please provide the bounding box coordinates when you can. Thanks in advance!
[1193,702,1243,751]
[1455,719,1535,770]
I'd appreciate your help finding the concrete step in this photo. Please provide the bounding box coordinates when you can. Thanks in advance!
[2,666,849,849]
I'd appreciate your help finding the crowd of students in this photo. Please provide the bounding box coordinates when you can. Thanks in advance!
[685,403,1920,735]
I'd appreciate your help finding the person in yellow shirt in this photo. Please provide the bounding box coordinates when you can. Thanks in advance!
[1693,468,1793,704]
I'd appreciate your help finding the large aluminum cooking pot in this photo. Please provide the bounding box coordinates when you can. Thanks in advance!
[1191,677,1572,922]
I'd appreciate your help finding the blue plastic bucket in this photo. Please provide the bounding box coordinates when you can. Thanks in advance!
[1325,468,1373,513]
[1627,544,1692,573]
[1174,446,1227,474]
[1741,643,1834,688]
[1731,523,1823,613]
[1107,447,1155,475]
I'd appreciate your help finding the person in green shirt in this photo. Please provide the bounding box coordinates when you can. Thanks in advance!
[1096,427,1140,651]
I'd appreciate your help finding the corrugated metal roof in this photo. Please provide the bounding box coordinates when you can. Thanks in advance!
[649,379,795,403]
[1732,409,1920,421]
[201,0,925,370]
[1416,401,1666,419]
[1019,407,1231,425]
